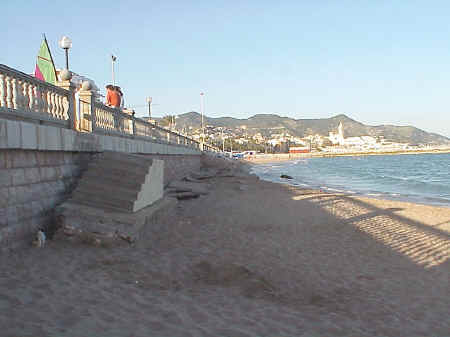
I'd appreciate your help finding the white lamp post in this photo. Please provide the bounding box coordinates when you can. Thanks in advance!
[59,36,72,70]
[147,97,152,120]
[200,92,205,142]
[111,55,117,85]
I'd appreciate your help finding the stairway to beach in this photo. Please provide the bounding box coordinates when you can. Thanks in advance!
[69,151,163,213]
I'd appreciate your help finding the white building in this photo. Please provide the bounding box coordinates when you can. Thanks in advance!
[328,122,345,145]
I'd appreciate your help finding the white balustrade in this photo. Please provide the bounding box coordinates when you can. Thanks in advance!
[0,63,216,151]
[0,64,71,123]
[0,74,5,107]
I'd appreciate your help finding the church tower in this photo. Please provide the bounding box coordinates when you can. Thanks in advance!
[338,122,344,145]
[338,122,344,139]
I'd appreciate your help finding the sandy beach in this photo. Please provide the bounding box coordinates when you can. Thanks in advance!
[1,158,449,336]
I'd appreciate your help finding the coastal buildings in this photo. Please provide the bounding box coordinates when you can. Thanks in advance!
[175,119,446,155]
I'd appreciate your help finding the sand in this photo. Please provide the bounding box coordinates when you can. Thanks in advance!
[1,160,449,336]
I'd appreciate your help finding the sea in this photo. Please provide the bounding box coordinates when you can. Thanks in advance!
[250,153,450,207]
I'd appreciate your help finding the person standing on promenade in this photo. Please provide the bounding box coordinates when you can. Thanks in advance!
[105,84,121,108]
[115,86,124,109]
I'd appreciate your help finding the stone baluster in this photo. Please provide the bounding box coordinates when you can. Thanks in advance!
[34,84,44,113]
[6,76,13,108]
[11,78,20,110]
[46,91,53,115]
[28,82,35,111]
[32,85,38,112]
[58,94,65,118]
[50,92,57,117]
[54,94,61,118]
[41,87,48,114]
[0,74,6,108]
[21,81,29,111]
[15,80,24,109]
[62,96,69,119]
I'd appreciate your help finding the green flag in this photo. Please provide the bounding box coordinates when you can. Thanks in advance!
[34,37,57,85]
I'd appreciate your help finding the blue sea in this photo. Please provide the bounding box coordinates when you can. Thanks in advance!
[251,153,450,207]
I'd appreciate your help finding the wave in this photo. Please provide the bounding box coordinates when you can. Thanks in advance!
[251,153,450,208]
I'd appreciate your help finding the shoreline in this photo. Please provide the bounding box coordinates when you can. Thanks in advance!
[250,171,450,209]
[243,154,450,209]
[245,148,450,163]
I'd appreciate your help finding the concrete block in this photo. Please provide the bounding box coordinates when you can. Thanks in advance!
[11,150,26,168]
[10,168,26,186]
[7,120,21,148]
[0,169,11,187]
[24,167,41,184]
[21,122,38,149]
[0,151,6,169]
[6,206,18,225]
[0,120,7,149]
[15,185,31,204]
[26,151,37,167]
[52,127,64,151]
[30,183,44,200]
[31,200,44,216]
[124,139,130,153]
[118,138,125,152]
[35,151,46,166]
[138,141,145,154]
[61,128,75,151]
[154,143,162,154]
[63,152,73,164]
[39,125,62,151]
[40,166,57,181]
[0,207,7,226]
[103,136,113,151]
[60,164,74,178]
[7,186,17,205]
[44,152,62,166]
[0,187,8,207]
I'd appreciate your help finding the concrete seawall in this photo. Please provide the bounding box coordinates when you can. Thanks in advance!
[0,117,203,250]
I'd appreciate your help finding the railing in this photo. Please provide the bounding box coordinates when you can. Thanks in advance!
[0,63,220,153]
[92,102,202,150]
[0,64,72,127]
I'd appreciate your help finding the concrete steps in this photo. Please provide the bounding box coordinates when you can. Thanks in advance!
[67,151,164,213]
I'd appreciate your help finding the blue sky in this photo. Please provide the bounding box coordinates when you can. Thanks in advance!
[2,1,450,137]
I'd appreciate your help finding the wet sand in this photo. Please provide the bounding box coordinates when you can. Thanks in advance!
[1,159,449,336]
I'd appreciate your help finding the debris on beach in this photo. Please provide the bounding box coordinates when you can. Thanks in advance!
[167,181,209,195]
[175,192,201,200]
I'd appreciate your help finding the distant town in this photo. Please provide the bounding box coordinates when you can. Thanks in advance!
[150,116,450,157]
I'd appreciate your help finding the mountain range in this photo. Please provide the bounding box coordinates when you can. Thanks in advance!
[172,112,449,145]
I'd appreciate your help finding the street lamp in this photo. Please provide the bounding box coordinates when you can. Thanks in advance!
[59,36,72,70]
[111,54,117,85]
[200,92,205,142]
[147,97,152,120]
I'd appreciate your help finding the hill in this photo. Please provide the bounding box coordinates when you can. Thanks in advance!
[173,112,449,145]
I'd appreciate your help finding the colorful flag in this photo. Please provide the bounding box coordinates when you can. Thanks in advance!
[34,36,57,85]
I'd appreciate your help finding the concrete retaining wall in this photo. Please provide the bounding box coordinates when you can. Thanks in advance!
[148,154,201,187]
[0,117,202,155]
[0,116,205,250]
[0,150,92,249]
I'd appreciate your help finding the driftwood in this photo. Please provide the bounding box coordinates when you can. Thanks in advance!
[175,192,201,200]
[167,181,209,195]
